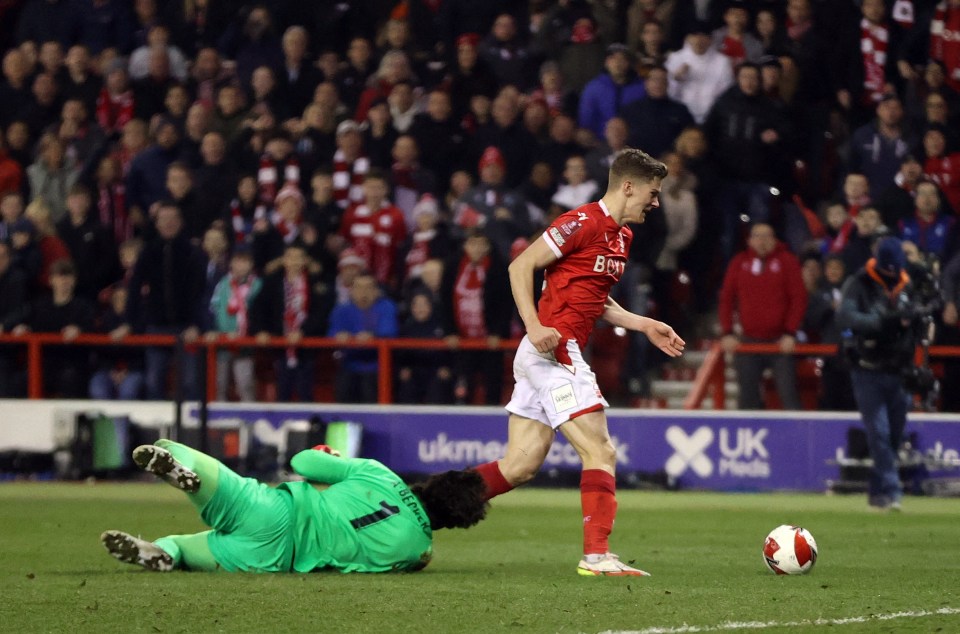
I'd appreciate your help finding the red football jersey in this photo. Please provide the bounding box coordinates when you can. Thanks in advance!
[539,200,632,348]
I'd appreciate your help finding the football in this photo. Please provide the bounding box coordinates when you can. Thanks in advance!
[762,525,818,575]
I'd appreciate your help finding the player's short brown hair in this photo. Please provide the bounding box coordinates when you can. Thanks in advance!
[608,148,667,187]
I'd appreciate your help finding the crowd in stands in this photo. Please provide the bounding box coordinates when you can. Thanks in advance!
[1,0,960,410]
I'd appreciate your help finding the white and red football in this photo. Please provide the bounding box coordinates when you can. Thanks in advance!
[762,525,818,575]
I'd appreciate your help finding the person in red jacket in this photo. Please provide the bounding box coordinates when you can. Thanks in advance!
[719,222,808,409]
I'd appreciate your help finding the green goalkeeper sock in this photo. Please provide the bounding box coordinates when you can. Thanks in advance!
[154,531,220,572]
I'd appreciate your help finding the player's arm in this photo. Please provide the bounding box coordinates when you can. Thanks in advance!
[602,296,686,358]
[508,236,562,353]
[289,446,368,484]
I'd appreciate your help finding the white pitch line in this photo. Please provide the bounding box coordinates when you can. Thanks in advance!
[600,606,960,634]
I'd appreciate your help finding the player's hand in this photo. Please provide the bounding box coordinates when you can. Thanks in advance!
[778,334,796,354]
[646,321,685,358]
[311,444,341,457]
[528,323,562,353]
[720,334,739,354]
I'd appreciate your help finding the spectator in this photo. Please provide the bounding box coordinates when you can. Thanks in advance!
[899,180,956,261]
[456,146,531,261]
[635,18,670,78]
[0,191,24,241]
[129,25,189,83]
[704,62,789,261]
[362,97,398,170]
[0,49,32,130]
[331,119,370,209]
[537,113,584,178]
[653,151,699,331]
[328,272,399,403]
[528,61,578,118]
[755,7,789,58]
[114,201,206,400]
[67,0,134,54]
[626,0,676,52]
[55,183,118,301]
[23,72,63,138]
[9,217,42,292]
[921,125,960,213]
[89,284,145,400]
[712,0,763,69]
[14,259,94,397]
[61,45,101,114]
[175,99,210,167]
[802,253,856,410]
[719,223,807,410]
[520,161,556,226]
[57,98,105,170]
[448,33,499,121]
[23,197,71,290]
[585,116,629,191]
[0,241,27,396]
[914,92,959,149]
[440,229,510,405]
[302,168,344,279]
[126,117,181,223]
[355,50,415,122]
[551,155,598,215]
[390,135,437,230]
[339,169,407,294]
[210,84,248,146]
[336,37,374,112]
[247,64,288,122]
[620,66,695,160]
[834,0,906,130]
[164,0,231,58]
[251,242,333,402]
[217,4,283,89]
[479,13,535,90]
[848,94,916,200]
[410,89,465,191]
[578,44,647,138]
[399,194,454,287]
[193,132,236,228]
[91,154,132,244]
[929,0,960,93]
[16,0,73,48]
[277,26,322,118]
[334,247,367,305]
[665,21,734,125]
[388,81,420,134]
[27,133,80,223]
[208,249,262,402]
[226,174,264,258]
[841,206,884,277]
[165,162,206,243]
[396,291,453,404]
[95,58,135,135]
[875,154,925,228]
[199,224,230,327]
[471,91,536,189]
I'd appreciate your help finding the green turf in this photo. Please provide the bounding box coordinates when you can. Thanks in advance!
[1,483,958,634]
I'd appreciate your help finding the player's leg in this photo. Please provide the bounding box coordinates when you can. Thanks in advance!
[474,414,553,500]
[154,532,221,571]
[560,411,649,577]
[134,440,220,508]
[101,529,220,572]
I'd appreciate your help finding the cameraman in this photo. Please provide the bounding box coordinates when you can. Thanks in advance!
[837,237,927,511]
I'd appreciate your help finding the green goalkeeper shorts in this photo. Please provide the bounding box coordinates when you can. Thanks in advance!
[203,463,296,573]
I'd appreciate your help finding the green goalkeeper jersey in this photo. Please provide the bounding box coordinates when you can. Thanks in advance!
[278,450,433,573]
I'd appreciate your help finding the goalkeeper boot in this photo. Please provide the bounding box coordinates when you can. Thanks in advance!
[132,444,200,493]
[101,530,174,572]
[577,553,651,577]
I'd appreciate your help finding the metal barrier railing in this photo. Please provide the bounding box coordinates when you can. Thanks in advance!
[0,333,522,404]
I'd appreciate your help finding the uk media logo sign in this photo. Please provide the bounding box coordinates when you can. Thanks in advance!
[664,425,771,480]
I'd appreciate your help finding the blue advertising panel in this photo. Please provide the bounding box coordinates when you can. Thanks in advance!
[185,405,960,492]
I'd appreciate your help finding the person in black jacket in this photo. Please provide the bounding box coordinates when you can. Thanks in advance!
[55,183,119,302]
[619,67,695,161]
[837,237,926,511]
[14,259,95,398]
[250,242,334,402]
[396,290,453,404]
[441,229,511,405]
[112,201,207,400]
[0,241,28,396]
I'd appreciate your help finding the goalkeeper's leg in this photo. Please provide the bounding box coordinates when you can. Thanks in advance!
[154,531,220,571]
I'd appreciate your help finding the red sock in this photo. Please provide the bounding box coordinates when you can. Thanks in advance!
[581,469,617,556]
[473,461,514,501]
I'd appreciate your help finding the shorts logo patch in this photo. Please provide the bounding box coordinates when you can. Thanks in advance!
[548,227,565,246]
[551,383,578,414]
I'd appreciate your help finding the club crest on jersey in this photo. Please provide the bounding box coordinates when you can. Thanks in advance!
[559,219,583,237]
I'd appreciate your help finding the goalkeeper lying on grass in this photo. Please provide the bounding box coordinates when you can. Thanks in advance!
[101,440,487,573]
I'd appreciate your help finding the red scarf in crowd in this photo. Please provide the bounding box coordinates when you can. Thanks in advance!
[227,274,257,336]
[453,255,489,338]
[283,273,309,367]
[931,2,960,91]
[229,198,253,242]
[270,208,301,243]
[861,18,889,104]
[95,88,134,134]
[258,153,300,210]
[97,181,130,244]
[332,149,370,208]
[786,17,812,41]
[404,228,436,280]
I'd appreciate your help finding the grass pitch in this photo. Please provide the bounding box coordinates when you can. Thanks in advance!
[1,483,958,634]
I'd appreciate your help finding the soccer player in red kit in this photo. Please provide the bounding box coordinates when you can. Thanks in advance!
[472,148,685,576]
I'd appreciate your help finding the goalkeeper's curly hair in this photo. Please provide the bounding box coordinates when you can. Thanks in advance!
[411,469,489,530]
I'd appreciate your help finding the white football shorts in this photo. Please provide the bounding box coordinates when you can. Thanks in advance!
[505,335,608,429]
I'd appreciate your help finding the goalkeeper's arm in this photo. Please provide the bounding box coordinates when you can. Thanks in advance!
[289,445,373,484]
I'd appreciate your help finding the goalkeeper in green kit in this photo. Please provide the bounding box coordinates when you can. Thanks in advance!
[101,440,487,573]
